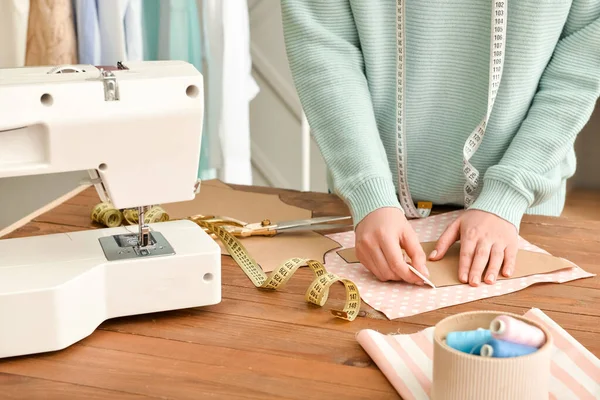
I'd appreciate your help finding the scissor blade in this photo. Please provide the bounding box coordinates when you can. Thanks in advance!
[283,223,353,232]
[274,215,352,230]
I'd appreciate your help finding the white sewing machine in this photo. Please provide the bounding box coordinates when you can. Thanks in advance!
[0,61,221,359]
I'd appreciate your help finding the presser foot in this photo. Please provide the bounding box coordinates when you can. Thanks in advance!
[99,204,164,259]
[99,230,175,261]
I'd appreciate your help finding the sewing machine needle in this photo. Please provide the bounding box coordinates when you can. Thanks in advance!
[138,206,150,247]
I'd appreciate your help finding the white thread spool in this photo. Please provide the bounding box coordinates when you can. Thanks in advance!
[480,344,494,357]
[491,318,506,334]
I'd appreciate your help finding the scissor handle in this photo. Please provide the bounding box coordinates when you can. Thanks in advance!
[188,215,278,238]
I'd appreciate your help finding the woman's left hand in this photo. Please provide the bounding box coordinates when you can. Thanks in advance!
[429,209,518,286]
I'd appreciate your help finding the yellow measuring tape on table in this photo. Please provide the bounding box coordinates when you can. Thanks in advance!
[91,203,361,321]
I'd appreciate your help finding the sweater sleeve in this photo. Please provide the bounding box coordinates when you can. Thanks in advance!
[280,0,401,225]
[470,8,600,229]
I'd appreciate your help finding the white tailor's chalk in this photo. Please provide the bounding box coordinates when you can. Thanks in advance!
[408,264,436,289]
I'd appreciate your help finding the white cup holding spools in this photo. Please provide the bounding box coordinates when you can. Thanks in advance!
[431,310,553,400]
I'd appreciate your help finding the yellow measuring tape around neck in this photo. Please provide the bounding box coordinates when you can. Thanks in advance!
[91,202,361,321]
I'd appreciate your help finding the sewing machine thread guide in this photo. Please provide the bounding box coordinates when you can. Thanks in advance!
[101,69,119,101]
[99,231,175,261]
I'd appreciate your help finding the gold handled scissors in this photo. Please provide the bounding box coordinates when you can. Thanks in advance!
[191,215,353,237]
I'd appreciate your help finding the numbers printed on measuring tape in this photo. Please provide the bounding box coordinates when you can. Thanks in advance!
[91,203,123,227]
[395,0,507,216]
[191,217,361,321]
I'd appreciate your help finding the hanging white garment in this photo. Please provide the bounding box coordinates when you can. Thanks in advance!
[202,0,259,185]
[0,0,30,68]
[97,0,143,65]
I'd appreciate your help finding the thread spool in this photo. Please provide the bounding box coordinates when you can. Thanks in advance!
[446,328,491,354]
[480,338,539,358]
[432,310,552,400]
[490,315,546,348]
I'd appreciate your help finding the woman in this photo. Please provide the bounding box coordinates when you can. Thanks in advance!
[280,0,599,286]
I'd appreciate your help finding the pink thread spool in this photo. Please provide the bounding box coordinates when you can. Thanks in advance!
[490,315,546,348]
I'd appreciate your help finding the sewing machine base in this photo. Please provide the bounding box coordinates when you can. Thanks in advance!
[0,219,221,359]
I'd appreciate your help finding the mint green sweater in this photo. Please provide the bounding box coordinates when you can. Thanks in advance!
[281,0,600,229]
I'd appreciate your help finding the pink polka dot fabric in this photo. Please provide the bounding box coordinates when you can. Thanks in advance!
[324,210,595,320]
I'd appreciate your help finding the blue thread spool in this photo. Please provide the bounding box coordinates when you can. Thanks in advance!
[480,338,538,358]
[446,328,492,354]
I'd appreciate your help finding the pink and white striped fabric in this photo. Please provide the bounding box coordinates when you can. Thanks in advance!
[324,211,595,319]
[356,308,600,400]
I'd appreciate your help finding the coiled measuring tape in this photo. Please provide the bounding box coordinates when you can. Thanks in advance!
[395,0,507,217]
[91,203,169,226]
[91,203,361,321]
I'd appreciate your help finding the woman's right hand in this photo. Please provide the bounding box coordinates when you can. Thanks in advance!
[354,207,429,285]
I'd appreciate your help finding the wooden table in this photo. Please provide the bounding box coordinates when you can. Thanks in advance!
[1,185,599,399]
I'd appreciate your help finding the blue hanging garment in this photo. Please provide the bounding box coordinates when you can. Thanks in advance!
[73,0,101,65]
[75,0,143,65]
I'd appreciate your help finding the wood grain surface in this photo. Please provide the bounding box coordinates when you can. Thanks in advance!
[1,184,599,399]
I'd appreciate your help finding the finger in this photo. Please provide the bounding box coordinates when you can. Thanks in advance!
[401,228,429,278]
[430,219,460,260]
[501,243,517,277]
[458,238,476,283]
[379,236,417,283]
[356,243,387,281]
[400,252,423,285]
[468,241,492,286]
[371,245,397,281]
[372,229,405,281]
[484,243,505,284]
[391,258,423,285]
